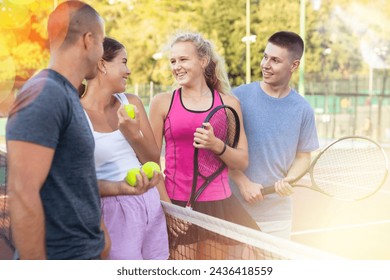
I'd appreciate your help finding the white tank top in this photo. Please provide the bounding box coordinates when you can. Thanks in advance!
[84,93,141,181]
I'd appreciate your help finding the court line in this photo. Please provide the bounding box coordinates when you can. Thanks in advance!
[291,219,390,236]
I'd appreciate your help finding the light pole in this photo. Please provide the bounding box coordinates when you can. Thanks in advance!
[374,45,389,141]
[150,52,164,104]
[241,0,256,84]
[152,52,163,61]
[299,0,322,96]
[299,0,306,96]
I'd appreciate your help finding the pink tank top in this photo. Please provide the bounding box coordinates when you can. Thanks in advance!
[164,88,231,201]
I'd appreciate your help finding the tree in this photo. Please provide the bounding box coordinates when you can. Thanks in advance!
[93,0,205,87]
[251,0,300,86]
[200,0,246,86]
[0,0,52,114]
[1,0,389,111]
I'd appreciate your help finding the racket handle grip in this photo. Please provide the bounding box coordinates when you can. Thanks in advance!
[261,186,276,195]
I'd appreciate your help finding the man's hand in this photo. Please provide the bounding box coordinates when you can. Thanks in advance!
[239,181,264,204]
[274,177,294,197]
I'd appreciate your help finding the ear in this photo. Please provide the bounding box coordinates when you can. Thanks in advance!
[200,56,209,70]
[290,60,300,73]
[82,32,94,50]
[98,59,106,74]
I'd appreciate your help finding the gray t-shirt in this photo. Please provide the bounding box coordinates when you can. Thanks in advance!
[231,81,319,222]
[6,69,104,259]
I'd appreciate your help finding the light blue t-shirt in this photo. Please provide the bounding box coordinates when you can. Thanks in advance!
[230,81,319,222]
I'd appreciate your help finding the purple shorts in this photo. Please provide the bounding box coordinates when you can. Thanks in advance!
[101,187,169,260]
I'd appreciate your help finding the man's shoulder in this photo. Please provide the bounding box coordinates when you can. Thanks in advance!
[9,70,71,118]
[288,90,316,117]
[291,89,314,107]
[232,81,259,95]
[21,70,65,95]
[233,81,259,90]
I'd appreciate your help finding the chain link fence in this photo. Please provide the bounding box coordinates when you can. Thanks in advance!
[130,75,390,143]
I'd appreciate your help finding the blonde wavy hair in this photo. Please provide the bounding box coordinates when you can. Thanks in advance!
[170,32,232,96]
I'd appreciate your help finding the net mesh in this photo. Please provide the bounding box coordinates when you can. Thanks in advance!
[0,149,13,251]
[162,201,343,260]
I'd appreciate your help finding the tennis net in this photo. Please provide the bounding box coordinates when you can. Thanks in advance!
[0,148,13,253]
[162,201,343,260]
[0,145,342,260]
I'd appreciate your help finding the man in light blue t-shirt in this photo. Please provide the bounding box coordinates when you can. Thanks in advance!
[230,31,319,239]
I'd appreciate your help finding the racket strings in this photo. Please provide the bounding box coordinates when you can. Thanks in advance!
[312,139,388,200]
[197,107,238,178]
[197,149,224,177]
[210,108,237,147]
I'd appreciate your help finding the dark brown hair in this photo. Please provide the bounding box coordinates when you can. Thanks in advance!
[102,37,125,62]
[268,31,304,61]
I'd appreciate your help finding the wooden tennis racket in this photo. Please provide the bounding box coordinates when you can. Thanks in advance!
[261,136,389,201]
[186,105,240,209]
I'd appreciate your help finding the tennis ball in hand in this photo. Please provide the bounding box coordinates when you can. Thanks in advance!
[141,161,161,179]
[124,104,135,119]
[126,168,140,187]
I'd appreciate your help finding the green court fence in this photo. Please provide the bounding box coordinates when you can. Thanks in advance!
[130,77,390,143]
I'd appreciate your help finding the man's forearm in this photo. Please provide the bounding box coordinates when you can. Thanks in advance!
[286,152,311,180]
[9,191,46,259]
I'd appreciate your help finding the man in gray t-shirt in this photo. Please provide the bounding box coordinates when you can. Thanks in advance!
[6,1,108,259]
[230,31,319,239]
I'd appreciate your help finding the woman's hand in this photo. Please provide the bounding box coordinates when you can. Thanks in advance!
[193,122,224,154]
[122,169,163,195]
[117,104,142,141]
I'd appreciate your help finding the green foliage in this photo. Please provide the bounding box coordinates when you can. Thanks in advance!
[200,0,246,86]
[1,0,389,93]
[0,0,51,83]
[252,0,300,87]
[93,0,205,86]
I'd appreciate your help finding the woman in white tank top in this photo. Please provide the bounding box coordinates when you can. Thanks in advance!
[80,37,169,260]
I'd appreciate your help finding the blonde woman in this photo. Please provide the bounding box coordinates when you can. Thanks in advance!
[149,32,259,259]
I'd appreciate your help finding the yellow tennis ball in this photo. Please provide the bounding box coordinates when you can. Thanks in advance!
[124,104,135,119]
[126,168,140,187]
[141,161,161,179]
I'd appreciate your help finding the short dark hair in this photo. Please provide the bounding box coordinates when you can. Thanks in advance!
[48,1,102,50]
[268,31,304,60]
[102,37,125,62]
